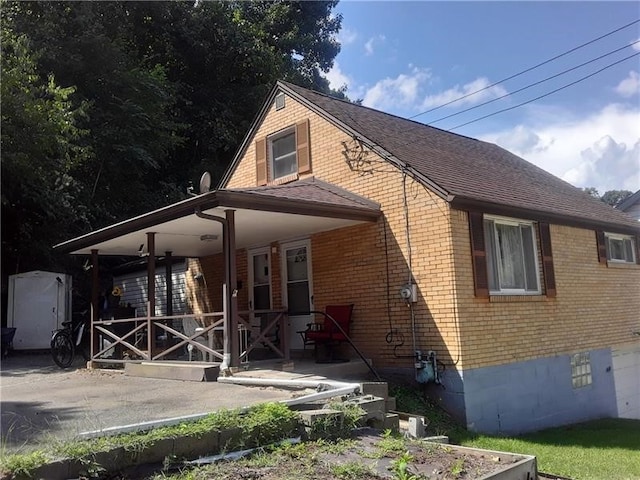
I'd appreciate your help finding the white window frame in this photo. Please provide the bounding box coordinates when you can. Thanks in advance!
[268,127,297,181]
[484,215,541,295]
[605,232,636,264]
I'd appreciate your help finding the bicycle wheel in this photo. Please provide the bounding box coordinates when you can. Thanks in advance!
[51,331,75,368]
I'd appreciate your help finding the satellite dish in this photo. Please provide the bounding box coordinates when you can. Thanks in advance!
[199,171,212,194]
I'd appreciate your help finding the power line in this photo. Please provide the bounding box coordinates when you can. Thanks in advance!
[409,18,640,119]
[448,52,640,131]
[428,40,640,125]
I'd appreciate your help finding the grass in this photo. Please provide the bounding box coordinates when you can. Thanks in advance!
[391,385,640,480]
[462,418,640,480]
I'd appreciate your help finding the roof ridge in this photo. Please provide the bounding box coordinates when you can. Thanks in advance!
[278,80,482,145]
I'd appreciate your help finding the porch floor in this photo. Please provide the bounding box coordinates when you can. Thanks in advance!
[232,357,375,382]
[120,356,375,383]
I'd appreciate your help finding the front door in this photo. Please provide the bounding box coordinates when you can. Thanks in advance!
[248,247,272,343]
[281,240,314,349]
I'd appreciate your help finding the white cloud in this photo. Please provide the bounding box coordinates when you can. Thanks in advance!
[481,103,640,193]
[421,78,508,109]
[337,28,357,46]
[615,70,640,97]
[364,35,386,56]
[362,68,431,111]
[633,39,640,52]
[364,38,375,56]
[563,136,640,192]
[325,61,351,91]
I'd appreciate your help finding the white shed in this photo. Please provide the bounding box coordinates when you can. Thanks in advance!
[7,271,72,350]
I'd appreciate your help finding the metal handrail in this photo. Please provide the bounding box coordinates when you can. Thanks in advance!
[293,309,381,381]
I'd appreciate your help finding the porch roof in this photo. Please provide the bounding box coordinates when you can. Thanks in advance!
[54,178,381,257]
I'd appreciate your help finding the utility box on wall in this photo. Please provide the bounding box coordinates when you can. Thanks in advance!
[7,271,72,350]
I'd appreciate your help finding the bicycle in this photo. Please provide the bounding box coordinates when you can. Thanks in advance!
[51,312,90,368]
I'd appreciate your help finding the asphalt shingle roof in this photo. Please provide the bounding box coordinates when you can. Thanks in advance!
[280,81,639,232]
[228,177,380,211]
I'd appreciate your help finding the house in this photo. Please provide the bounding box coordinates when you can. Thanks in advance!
[616,189,640,221]
[55,81,640,434]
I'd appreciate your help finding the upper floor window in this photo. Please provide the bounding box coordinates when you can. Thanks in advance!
[605,232,636,263]
[483,216,541,294]
[255,119,310,186]
[270,128,297,180]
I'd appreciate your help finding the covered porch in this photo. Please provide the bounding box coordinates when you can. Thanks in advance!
[55,178,381,372]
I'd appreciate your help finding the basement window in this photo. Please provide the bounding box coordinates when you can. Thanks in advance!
[571,352,592,389]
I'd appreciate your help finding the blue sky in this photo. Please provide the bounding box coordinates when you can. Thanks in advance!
[326,1,640,194]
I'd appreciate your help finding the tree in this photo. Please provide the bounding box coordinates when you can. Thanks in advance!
[582,188,632,207]
[1,0,344,291]
[1,28,91,275]
[600,190,632,207]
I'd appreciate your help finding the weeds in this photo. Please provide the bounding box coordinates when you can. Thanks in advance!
[331,460,374,479]
[389,451,420,480]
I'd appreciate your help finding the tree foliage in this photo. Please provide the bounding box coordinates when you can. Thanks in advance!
[1,27,90,274]
[582,188,633,207]
[1,0,343,286]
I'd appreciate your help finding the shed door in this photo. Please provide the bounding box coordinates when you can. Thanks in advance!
[612,345,640,419]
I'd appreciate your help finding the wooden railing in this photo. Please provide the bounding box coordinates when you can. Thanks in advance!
[236,309,289,363]
[90,306,289,366]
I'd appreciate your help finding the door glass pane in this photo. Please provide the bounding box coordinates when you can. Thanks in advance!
[288,282,310,313]
[254,285,270,310]
[251,252,271,310]
[253,254,269,285]
[286,247,308,281]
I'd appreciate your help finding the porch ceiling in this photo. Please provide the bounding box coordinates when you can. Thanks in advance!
[54,179,381,257]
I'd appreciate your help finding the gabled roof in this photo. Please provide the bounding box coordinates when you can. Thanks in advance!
[616,189,640,212]
[221,81,639,233]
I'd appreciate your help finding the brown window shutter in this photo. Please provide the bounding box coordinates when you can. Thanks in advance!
[255,137,267,186]
[538,222,556,298]
[468,211,489,298]
[595,230,607,264]
[636,235,640,265]
[296,119,311,174]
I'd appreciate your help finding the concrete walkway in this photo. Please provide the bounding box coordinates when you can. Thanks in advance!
[0,353,298,453]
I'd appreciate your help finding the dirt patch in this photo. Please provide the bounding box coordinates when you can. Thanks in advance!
[171,428,530,480]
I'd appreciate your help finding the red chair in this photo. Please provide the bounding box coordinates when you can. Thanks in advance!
[299,304,354,363]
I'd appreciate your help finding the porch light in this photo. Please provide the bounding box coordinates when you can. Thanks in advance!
[200,234,219,242]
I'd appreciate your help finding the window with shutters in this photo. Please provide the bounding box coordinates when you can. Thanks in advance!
[269,128,297,180]
[483,215,541,294]
[255,119,311,185]
[604,232,636,263]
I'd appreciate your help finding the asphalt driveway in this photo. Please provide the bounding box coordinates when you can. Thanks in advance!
[0,353,295,453]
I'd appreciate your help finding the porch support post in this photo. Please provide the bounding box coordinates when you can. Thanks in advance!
[90,249,100,324]
[165,251,173,317]
[90,249,99,365]
[226,209,239,367]
[147,232,156,354]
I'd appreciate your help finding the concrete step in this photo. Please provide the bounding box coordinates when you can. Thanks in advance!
[125,361,220,382]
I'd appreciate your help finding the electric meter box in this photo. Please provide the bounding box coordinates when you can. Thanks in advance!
[7,271,72,350]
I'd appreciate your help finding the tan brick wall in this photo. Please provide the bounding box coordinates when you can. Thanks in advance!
[451,210,640,369]
[205,92,639,372]
[222,94,462,368]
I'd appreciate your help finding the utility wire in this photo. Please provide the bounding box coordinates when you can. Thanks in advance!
[429,40,640,125]
[449,51,640,130]
[409,18,640,119]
